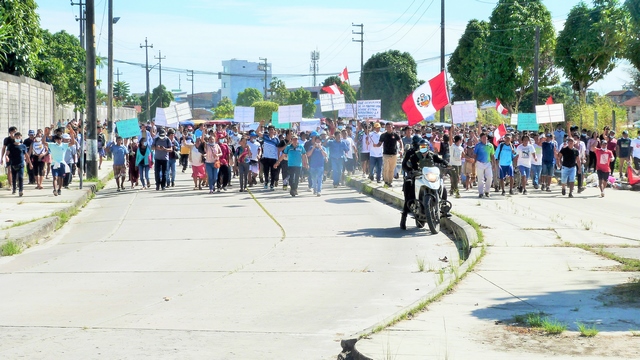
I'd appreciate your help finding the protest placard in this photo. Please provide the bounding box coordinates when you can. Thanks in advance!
[319,94,346,112]
[451,100,477,124]
[338,104,356,118]
[516,113,539,131]
[234,106,255,123]
[116,118,140,138]
[536,104,565,124]
[357,100,381,119]
[278,104,303,123]
[271,112,291,129]
[300,118,321,132]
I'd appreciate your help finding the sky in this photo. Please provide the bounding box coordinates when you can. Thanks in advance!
[37,0,632,97]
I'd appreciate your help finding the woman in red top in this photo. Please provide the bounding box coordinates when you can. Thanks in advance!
[595,140,614,198]
[217,135,231,191]
[236,137,252,192]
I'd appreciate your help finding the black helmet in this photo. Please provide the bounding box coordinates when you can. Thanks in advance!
[411,135,422,150]
[419,139,428,145]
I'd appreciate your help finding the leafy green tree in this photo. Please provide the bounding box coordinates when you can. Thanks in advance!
[564,93,626,131]
[448,20,490,102]
[321,76,357,103]
[269,77,289,105]
[519,82,575,112]
[288,87,316,118]
[626,0,640,70]
[236,87,263,106]
[251,100,279,121]
[484,0,557,113]
[0,0,41,77]
[556,0,629,102]
[361,50,419,119]
[213,97,234,119]
[139,85,174,121]
[35,30,86,108]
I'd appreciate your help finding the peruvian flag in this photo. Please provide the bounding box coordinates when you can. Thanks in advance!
[338,67,349,82]
[546,96,554,105]
[402,71,449,126]
[496,99,509,115]
[322,84,343,95]
[493,124,507,147]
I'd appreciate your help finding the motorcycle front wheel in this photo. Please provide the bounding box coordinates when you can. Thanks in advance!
[423,195,441,234]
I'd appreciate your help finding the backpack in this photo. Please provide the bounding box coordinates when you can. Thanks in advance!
[496,143,513,161]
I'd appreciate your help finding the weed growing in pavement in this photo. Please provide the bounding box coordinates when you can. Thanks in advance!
[416,256,426,272]
[631,330,640,336]
[436,268,445,286]
[567,263,573,271]
[571,307,579,312]
[581,220,593,231]
[0,241,22,256]
[542,319,567,334]
[577,323,599,337]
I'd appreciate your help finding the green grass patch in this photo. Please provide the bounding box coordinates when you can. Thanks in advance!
[0,174,7,188]
[0,240,22,256]
[572,243,640,272]
[577,322,599,337]
[452,212,484,244]
[416,256,426,272]
[513,312,567,335]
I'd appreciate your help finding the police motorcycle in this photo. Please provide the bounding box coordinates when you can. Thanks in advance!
[407,140,452,234]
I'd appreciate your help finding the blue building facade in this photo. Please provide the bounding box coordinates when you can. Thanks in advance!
[221,59,272,105]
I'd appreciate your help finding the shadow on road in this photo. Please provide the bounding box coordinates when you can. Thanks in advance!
[338,226,431,238]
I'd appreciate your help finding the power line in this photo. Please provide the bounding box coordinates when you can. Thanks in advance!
[366,0,426,43]
[368,0,417,34]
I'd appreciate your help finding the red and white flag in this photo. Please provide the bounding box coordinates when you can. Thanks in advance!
[402,71,449,126]
[545,96,554,105]
[493,124,507,147]
[496,99,509,115]
[322,84,343,95]
[338,67,349,82]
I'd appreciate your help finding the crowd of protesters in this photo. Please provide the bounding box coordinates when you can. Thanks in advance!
[3,117,640,200]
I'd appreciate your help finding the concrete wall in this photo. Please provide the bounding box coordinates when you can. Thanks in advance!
[0,71,137,137]
[0,72,54,137]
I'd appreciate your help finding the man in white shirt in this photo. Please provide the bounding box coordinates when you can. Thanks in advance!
[515,135,537,195]
[631,133,640,170]
[358,123,371,177]
[368,123,383,183]
[341,130,358,176]
[449,133,464,198]
[531,133,543,189]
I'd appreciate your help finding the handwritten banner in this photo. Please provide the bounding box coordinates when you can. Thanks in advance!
[116,118,140,138]
[357,100,381,119]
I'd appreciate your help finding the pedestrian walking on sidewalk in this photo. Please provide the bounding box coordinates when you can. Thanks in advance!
[369,123,383,183]
[136,138,152,190]
[373,122,402,187]
[236,136,252,192]
[109,136,129,192]
[595,139,614,197]
[127,137,139,188]
[153,129,172,191]
[557,138,579,198]
[5,132,30,196]
[275,134,307,197]
[474,133,495,198]
[307,135,328,196]
[515,135,537,195]
[46,131,70,196]
[203,134,222,194]
[327,131,348,188]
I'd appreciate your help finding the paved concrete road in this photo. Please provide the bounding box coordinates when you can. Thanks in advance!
[0,171,458,359]
[356,181,640,359]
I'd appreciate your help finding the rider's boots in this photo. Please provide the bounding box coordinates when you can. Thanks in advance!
[400,212,407,230]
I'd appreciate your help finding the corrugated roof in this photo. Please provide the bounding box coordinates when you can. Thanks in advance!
[606,90,634,96]
[622,96,640,107]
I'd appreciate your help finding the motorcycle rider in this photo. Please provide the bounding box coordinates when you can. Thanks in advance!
[401,137,450,230]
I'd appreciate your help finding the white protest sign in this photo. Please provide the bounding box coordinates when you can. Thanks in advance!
[451,100,477,124]
[155,107,179,128]
[320,94,346,112]
[240,122,259,132]
[535,104,565,124]
[234,106,255,123]
[338,103,356,118]
[278,104,303,123]
[175,102,193,123]
[510,114,518,126]
[357,100,381,119]
[300,118,321,132]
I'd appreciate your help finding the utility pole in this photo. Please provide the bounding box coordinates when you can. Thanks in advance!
[140,37,153,122]
[187,70,194,110]
[310,50,320,87]
[440,0,445,123]
[71,0,86,188]
[178,74,181,90]
[115,68,122,83]
[154,50,166,89]
[352,23,364,99]
[107,0,114,133]
[532,26,540,113]
[85,0,98,178]
[258,57,269,100]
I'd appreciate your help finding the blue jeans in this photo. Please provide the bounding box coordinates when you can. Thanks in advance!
[330,157,343,186]
[531,164,542,186]
[205,163,220,191]
[370,156,382,181]
[138,164,150,187]
[310,166,324,193]
[167,159,177,184]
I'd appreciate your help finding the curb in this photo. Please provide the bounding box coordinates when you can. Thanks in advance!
[0,176,108,253]
[338,176,482,360]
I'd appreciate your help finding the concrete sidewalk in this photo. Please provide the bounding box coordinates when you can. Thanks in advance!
[0,161,114,251]
[348,172,640,360]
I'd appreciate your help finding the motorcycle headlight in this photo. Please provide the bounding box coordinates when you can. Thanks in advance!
[422,168,439,182]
